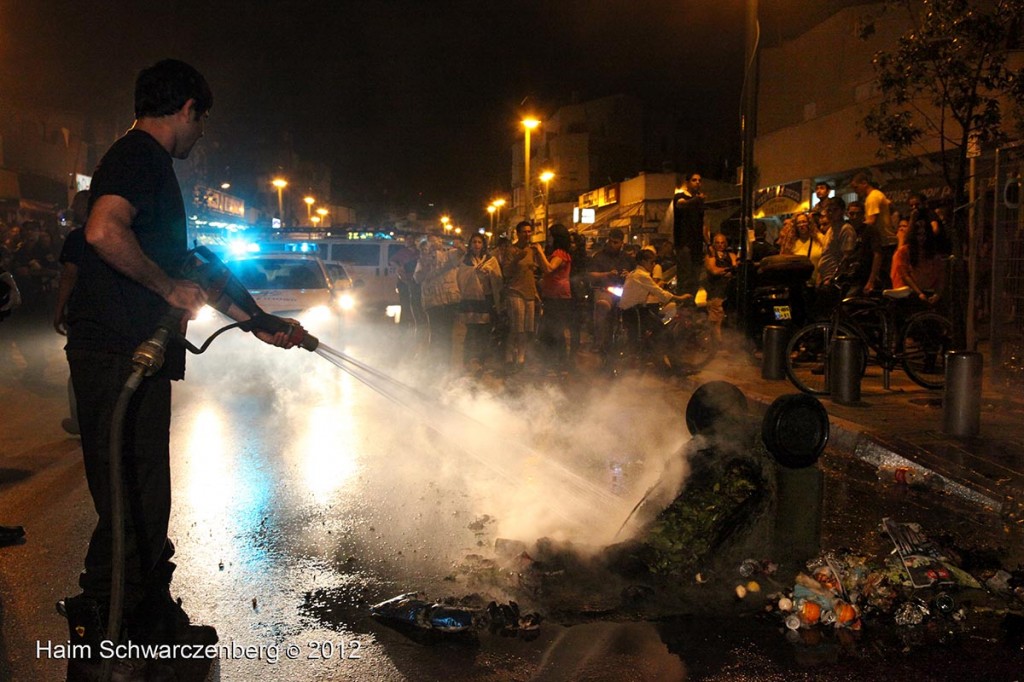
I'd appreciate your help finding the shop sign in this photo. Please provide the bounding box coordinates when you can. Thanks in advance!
[754,180,807,217]
[579,183,619,209]
[194,185,245,218]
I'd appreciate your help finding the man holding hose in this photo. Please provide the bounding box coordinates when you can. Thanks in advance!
[62,59,291,681]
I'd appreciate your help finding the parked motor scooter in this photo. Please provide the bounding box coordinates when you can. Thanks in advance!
[748,255,814,348]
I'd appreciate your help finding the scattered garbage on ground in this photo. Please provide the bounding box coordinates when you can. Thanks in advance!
[370,591,542,641]
[732,518,1024,648]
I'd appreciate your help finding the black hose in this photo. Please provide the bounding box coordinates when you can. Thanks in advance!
[101,365,146,682]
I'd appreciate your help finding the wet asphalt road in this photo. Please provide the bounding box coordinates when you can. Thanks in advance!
[2,318,1024,681]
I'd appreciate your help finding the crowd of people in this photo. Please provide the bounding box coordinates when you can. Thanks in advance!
[381,173,955,379]
[1,172,954,387]
[388,220,595,376]
[1,218,65,310]
[756,177,951,322]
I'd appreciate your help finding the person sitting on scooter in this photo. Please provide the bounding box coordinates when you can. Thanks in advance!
[587,228,634,353]
[620,247,692,348]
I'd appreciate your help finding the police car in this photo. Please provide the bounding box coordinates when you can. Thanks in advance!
[192,253,349,341]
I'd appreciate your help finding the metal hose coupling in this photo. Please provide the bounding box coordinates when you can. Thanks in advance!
[132,326,171,376]
[132,308,186,376]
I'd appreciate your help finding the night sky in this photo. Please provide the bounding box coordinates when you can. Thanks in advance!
[0,0,853,220]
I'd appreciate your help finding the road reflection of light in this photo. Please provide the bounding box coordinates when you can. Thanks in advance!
[297,371,360,503]
[181,404,234,520]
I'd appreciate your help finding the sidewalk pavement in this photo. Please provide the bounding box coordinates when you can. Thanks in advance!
[672,344,1024,521]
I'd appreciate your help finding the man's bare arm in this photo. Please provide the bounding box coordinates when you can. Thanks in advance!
[85,195,205,314]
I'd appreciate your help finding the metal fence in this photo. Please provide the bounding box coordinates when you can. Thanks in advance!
[992,142,1024,387]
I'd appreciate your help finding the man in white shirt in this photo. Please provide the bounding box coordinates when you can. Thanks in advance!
[620,247,691,345]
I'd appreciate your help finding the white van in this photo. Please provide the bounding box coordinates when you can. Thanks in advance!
[318,239,400,314]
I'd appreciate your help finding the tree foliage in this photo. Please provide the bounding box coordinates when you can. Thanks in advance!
[862,0,1024,346]
[864,0,1023,175]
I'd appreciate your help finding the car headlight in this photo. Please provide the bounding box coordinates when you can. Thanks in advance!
[335,292,356,311]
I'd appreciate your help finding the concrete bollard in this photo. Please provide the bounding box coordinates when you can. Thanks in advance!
[762,325,789,380]
[829,335,862,405]
[943,351,983,437]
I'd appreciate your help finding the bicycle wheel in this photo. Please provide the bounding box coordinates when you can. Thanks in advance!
[901,312,953,389]
[785,322,834,395]
[665,310,717,373]
[843,299,888,364]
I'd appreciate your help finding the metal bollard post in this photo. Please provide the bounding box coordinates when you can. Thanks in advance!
[943,351,983,437]
[762,325,789,380]
[829,335,862,405]
[762,394,829,569]
[774,466,824,567]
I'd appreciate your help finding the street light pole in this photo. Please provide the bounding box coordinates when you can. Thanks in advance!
[737,0,759,341]
[540,171,554,235]
[304,196,315,224]
[522,118,540,223]
[487,204,496,233]
[272,178,288,224]
[492,198,506,235]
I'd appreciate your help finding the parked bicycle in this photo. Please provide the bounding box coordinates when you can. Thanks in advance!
[784,287,954,395]
[605,289,717,376]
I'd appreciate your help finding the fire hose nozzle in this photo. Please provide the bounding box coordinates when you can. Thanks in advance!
[245,313,319,352]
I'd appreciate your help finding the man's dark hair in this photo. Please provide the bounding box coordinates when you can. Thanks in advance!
[816,181,833,190]
[515,220,532,233]
[135,59,213,119]
[851,171,871,186]
[848,200,865,212]
[608,228,625,240]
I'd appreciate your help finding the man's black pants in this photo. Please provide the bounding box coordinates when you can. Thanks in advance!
[68,350,177,613]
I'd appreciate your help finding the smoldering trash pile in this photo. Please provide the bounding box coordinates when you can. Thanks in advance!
[734,518,1024,647]
[370,592,542,641]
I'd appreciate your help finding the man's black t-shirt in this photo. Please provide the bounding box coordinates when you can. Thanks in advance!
[66,130,187,379]
[673,190,705,263]
[59,227,85,266]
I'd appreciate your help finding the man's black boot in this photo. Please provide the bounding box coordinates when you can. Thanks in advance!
[58,595,175,682]
[129,590,218,648]
[0,524,25,547]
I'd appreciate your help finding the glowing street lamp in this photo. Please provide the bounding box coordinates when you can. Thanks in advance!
[271,178,288,221]
[522,118,540,222]
[311,216,321,227]
[316,207,328,227]
[487,204,496,233]
[304,196,315,222]
[539,170,555,232]
[492,197,506,233]
[220,182,231,190]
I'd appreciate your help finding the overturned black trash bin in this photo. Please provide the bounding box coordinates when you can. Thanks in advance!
[685,380,750,438]
[761,394,829,568]
[685,383,829,569]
